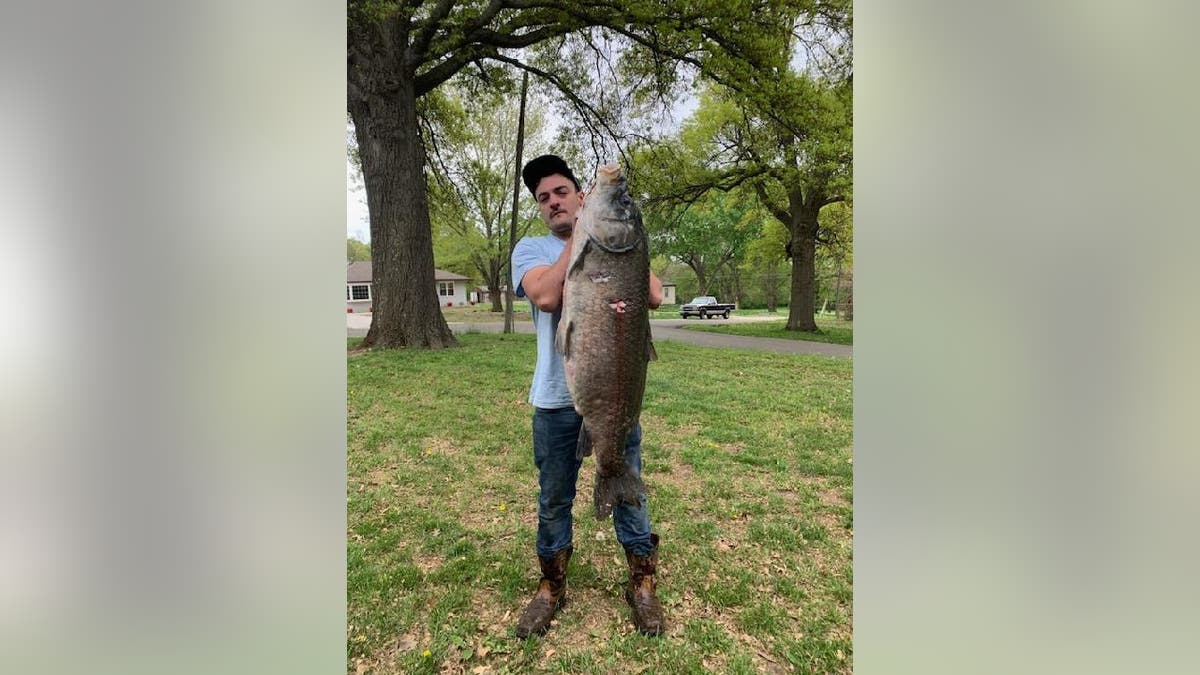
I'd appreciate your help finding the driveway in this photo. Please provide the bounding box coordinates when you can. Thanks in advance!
[347,313,851,359]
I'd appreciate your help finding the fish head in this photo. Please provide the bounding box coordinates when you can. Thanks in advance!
[579,164,643,253]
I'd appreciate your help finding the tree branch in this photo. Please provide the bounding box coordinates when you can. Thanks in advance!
[414,45,489,96]
[483,52,631,166]
[753,181,791,226]
[409,0,459,67]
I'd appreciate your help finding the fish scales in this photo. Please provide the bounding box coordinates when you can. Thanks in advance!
[556,163,657,519]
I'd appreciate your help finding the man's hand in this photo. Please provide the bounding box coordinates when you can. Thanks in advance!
[648,271,664,309]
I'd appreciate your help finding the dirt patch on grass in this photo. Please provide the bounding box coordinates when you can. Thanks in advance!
[652,422,703,453]
[412,552,445,574]
[651,457,696,493]
[421,436,462,457]
[364,465,397,487]
[790,475,850,508]
[719,442,746,455]
[356,627,430,675]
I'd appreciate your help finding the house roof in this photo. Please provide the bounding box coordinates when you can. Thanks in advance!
[347,261,372,283]
[346,260,471,283]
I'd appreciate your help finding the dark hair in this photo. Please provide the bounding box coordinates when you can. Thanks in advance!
[521,154,580,196]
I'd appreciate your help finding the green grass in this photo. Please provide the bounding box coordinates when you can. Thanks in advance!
[347,333,852,674]
[440,303,533,323]
[684,314,853,346]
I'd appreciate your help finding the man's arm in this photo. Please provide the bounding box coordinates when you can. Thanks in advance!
[521,237,573,312]
[648,271,664,309]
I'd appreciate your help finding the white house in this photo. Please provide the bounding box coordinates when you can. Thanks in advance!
[661,282,676,305]
[346,261,471,312]
[471,285,510,305]
[434,269,470,307]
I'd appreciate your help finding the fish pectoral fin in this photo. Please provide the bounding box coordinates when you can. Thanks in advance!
[576,423,593,460]
[647,338,658,362]
[555,319,573,358]
[568,237,591,276]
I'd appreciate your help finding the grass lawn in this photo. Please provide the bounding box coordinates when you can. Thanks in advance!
[347,334,853,674]
[441,303,533,323]
[685,315,853,346]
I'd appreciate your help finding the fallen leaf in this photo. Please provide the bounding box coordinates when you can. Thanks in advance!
[836,649,845,660]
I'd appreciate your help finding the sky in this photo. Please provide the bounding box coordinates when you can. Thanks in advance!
[346,158,368,242]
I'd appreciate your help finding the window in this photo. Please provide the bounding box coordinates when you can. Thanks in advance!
[439,281,454,296]
[350,284,370,300]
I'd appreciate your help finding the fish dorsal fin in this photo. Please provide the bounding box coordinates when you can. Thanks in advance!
[647,338,658,362]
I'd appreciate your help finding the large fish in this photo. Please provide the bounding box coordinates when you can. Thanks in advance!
[556,163,657,519]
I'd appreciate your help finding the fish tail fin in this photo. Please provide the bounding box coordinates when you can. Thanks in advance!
[593,469,645,520]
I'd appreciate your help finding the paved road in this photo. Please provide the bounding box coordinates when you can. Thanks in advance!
[347,314,851,359]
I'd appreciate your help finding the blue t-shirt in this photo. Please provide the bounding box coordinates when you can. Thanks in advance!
[512,234,573,409]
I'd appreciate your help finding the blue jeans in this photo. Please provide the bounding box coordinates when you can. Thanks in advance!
[532,406,654,558]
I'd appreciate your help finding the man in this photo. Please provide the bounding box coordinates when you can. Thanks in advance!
[510,154,665,638]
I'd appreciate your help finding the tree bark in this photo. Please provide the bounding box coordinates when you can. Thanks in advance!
[351,77,457,349]
[687,256,709,296]
[786,201,820,332]
[487,258,504,312]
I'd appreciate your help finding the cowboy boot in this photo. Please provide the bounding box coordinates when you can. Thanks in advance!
[624,533,664,636]
[515,546,572,638]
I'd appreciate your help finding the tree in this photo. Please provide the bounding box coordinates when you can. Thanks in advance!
[630,2,852,331]
[427,81,545,313]
[646,187,760,297]
[742,214,790,312]
[346,237,371,262]
[347,0,816,349]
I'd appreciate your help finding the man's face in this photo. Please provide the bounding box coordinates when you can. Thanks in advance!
[534,174,583,237]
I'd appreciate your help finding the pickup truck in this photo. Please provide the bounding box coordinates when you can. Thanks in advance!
[679,296,736,319]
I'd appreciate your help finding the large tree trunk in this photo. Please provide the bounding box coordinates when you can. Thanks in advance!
[688,257,709,296]
[350,79,457,349]
[786,204,820,332]
[487,258,504,312]
[489,283,504,312]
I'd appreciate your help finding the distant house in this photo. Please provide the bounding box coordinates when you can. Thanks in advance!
[661,282,676,305]
[346,261,471,312]
[472,285,510,304]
